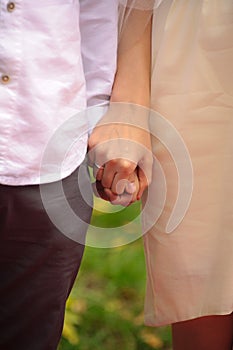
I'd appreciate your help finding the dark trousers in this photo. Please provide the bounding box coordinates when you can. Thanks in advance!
[0,163,93,350]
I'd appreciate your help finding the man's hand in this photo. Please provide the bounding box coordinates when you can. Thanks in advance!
[88,103,153,200]
[92,170,140,207]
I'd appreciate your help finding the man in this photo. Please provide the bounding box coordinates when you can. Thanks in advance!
[0,1,152,348]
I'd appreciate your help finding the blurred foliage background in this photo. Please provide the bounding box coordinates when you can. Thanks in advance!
[58,194,172,350]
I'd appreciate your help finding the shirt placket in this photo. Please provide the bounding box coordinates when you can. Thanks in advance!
[0,0,22,174]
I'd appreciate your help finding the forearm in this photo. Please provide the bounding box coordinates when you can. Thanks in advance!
[88,10,153,203]
[111,9,152,107]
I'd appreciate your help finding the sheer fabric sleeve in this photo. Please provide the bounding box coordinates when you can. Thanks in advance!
[118,0,164,51]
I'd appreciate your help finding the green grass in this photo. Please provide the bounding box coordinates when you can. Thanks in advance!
[59,200,172,350]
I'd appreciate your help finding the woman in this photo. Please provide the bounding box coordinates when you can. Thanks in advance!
[92,1,233,349]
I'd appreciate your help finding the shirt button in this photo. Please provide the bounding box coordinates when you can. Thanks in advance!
[1,75,10,84]
[7,2,15,12]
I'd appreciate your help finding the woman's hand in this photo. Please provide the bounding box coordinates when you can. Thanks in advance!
[92,170,140,207]
[88,103,153,200]
[89,9,153,203]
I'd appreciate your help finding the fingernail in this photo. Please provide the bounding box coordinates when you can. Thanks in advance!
[127,182,136,193]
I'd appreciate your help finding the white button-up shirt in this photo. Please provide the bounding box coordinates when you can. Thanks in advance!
[0,0,118,185]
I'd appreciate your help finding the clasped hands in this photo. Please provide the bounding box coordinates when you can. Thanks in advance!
[88,103,153,206]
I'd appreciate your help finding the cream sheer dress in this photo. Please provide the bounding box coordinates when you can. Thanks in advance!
[142,0,233,326]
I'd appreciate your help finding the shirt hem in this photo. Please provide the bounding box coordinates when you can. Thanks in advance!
[0,157,85,186]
